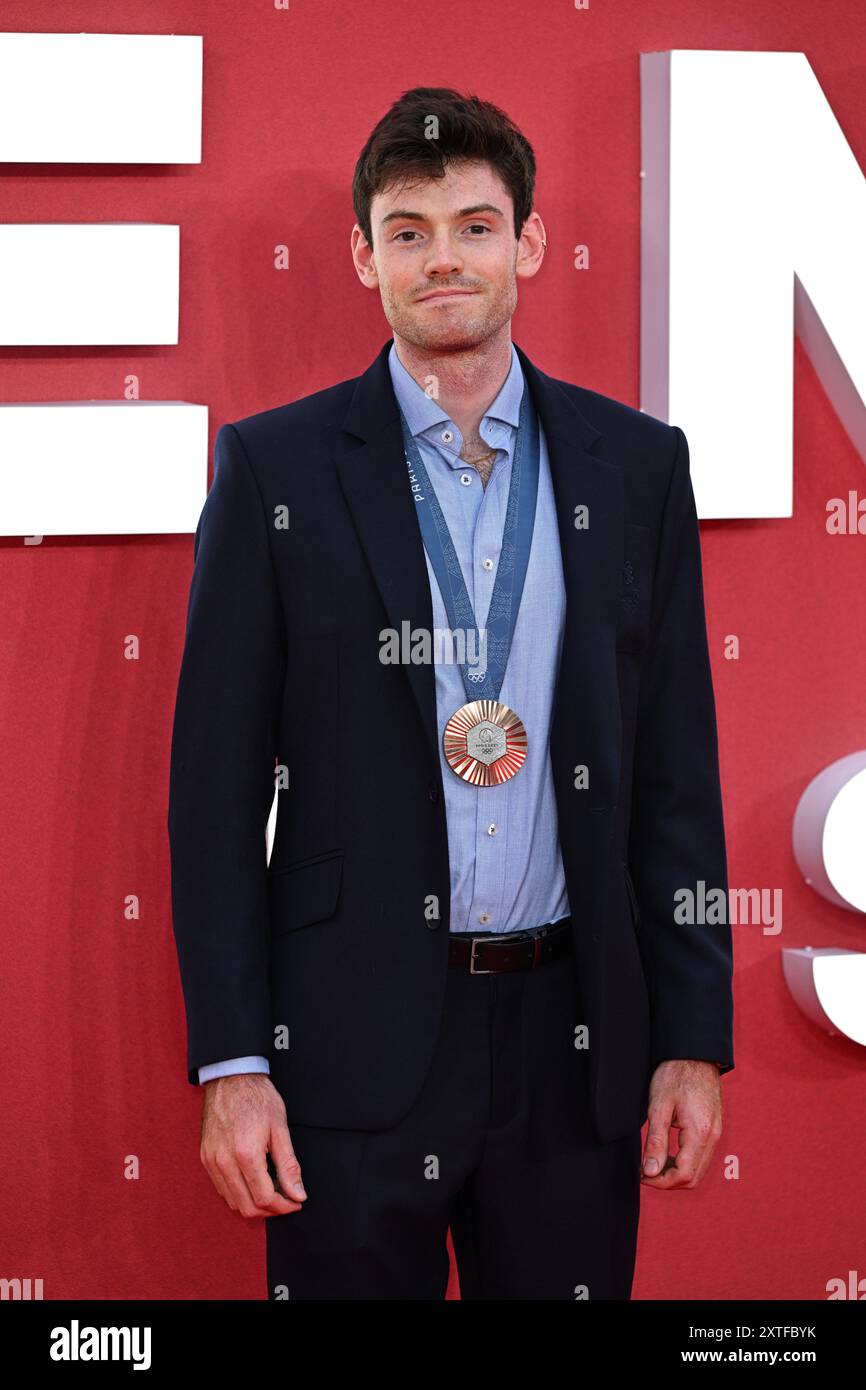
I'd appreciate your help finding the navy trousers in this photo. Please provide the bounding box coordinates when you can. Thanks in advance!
[265,935,642,1299]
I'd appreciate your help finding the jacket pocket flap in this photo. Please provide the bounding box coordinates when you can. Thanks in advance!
[269,852,344,936]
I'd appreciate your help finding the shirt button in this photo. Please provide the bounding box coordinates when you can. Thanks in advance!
[459,473,473,486]
[478,911,491,925]
[441,429,454,443]
[487,824,498,836]
[482,558,494,571]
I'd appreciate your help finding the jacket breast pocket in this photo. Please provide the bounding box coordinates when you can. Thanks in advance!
[268,849,344,937]
[615,522,654,655]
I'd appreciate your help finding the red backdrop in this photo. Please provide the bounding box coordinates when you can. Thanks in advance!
[1,0,864,1301]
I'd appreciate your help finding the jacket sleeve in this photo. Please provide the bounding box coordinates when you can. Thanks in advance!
[628,425,734,1075]
[167,422,287,1084]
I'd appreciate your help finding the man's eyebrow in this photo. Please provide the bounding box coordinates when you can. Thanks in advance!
[379,203,505,228]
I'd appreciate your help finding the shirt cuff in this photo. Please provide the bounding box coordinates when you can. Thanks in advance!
[197,1055,270,1084]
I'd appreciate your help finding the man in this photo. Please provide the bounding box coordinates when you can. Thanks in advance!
[167,86,734,1300]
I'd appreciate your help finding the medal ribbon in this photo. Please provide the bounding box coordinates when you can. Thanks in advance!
[398,382,540,704]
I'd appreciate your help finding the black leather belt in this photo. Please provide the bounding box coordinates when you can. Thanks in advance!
[448,917,572,974]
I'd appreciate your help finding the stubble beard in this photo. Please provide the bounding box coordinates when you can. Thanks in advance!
[383,277,518,355]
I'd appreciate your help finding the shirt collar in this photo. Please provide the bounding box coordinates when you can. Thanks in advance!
[387,338,525,451]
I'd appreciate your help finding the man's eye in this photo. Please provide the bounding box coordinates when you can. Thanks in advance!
[466,224,491,234]
[394,230,419,242]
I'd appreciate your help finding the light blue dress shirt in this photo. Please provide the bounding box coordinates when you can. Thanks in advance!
[198,339,570,1083]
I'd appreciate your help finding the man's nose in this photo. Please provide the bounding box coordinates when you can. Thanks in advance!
[422,233,464,276]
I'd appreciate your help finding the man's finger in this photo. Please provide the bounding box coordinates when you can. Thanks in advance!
[641,1094,674,1177]
[688,1115,722,1187]
[647,1117,708,1189]
[269,1123,308,1204]
[213,1152,266,1218]
[235,1142,299,1216]
[201,1150,238,1211]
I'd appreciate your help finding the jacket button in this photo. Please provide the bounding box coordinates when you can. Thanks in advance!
[427,782,440,803]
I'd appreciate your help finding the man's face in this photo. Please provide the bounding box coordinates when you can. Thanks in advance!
[353,160,541,353]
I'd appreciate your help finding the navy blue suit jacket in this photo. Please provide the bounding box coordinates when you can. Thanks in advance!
[167,337,734,1143]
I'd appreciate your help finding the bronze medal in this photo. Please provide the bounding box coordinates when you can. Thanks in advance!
[443,698,528,787]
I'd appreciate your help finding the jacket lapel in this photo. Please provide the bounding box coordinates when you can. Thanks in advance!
[334,342,440,764]
[513,345,626,816]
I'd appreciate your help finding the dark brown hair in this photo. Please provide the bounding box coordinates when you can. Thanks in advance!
[352,86,536,249]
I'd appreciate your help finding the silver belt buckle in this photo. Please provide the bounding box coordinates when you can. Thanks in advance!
[469,934,499,974]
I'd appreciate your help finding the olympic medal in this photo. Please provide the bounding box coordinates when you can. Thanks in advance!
[442,699,528,787]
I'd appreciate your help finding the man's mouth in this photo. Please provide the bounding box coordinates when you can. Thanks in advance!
[416,289,477,303]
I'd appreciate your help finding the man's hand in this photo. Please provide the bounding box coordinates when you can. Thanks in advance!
[640,1059,723,1189]
[200,1073,308,1219]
